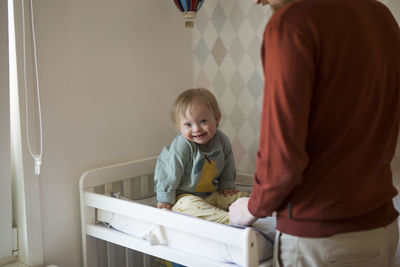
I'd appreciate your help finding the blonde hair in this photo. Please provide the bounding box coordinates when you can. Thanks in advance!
[171,88,221,128]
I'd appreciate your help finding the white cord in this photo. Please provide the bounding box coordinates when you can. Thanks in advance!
[21,0,43,175]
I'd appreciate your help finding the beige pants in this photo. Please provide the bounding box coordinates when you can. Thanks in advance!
[172,191,248,224]
[273,218,399,267]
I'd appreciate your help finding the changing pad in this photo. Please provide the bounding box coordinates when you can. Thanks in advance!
[96,193,276,266]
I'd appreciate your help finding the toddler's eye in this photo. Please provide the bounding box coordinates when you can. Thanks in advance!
[184,123,191,127]
[200,119,207,124]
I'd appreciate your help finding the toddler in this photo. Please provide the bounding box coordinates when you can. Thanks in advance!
[154,88,248,224]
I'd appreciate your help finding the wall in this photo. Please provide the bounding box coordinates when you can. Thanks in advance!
[22,1,192,266]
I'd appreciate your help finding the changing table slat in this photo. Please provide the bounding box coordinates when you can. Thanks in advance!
[85,192,246,246]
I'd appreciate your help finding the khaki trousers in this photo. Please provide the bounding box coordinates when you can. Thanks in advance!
[171,191,248,224]
[273,218,399,267]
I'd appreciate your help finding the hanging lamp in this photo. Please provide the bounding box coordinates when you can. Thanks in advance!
[173,0,205,28]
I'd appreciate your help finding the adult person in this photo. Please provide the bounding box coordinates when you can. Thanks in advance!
[228,0,400,266]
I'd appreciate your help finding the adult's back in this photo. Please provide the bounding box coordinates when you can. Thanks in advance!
[249,0,400,237]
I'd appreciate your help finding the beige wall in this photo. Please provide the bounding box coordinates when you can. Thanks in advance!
[23,0,192,266]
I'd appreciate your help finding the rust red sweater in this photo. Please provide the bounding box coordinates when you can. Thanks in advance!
[248,0,400,237]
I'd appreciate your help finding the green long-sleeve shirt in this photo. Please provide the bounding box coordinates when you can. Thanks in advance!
[154,130,236,204]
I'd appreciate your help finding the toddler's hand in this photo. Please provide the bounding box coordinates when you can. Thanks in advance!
[253,0,268,6]
[219,188,239,197]
[254,0,269,5]
[157,202,173,210]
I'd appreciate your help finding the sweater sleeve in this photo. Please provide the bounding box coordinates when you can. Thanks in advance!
[248,19,314,218]
[216,131,236,190]
[154,135,191,204]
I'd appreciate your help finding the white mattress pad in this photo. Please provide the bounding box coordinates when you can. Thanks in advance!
[96,193,276,266]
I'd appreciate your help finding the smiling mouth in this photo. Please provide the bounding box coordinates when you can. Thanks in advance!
[192,133,206,138]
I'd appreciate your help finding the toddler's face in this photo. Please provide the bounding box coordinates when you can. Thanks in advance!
[179,103,219,148]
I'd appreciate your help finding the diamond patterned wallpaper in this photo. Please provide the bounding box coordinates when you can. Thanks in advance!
[192,0,400,175]
[193,0,272,173]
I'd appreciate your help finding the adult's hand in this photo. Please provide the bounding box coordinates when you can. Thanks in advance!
[228,197,258,226]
